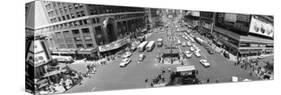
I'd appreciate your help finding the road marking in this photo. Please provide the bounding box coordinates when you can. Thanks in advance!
[202,55,208,59]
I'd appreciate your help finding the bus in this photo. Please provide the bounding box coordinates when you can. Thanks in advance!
[51,56,74,63]
[146,41,155,52]
[194,37,205,45]
[138,41,148,52]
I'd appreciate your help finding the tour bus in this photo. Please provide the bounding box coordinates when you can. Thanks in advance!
[188,35,195,43]
[194,37,205,45]
[157,38,163,47]
[146,41,156,52]
[138,41,149,52]
[51,56,74,63]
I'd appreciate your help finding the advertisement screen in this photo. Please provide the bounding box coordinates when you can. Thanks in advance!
[191,11,200,17]
[249,16,274,37]
[224,13,237,22]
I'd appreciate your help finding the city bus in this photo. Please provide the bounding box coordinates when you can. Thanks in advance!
[146,41,155,52]
[138,41,148,52]
[51,56,74,63]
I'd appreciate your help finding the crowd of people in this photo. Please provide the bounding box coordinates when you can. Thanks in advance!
[235,57,273,80]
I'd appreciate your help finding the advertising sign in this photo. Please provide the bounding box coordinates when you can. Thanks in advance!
[224,13,237,22]
[26,40,51,67]
[249,16,274,37]
[191,11,200,17]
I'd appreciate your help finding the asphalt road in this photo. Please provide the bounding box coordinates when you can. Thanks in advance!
[65,28,260,93]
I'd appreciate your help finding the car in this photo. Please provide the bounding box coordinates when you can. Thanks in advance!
[120,58,132,67]
[190,47,196,52]
[122,52,132,58]
[184,50,193,58]
[223,51,230,59]
[200,59,210,67]
[182,42,187,47]
[187,41,192,47]
[206,47,214,54]
[194,51,201,58]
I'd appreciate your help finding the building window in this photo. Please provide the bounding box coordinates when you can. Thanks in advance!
[92,18,96,23]
[76,12,81,17]
[45,4,51,10]
[52,2,56,8]
[72,29,80,35]
[58,17,61,21]
[79,20,83,25]
[55,9,58,15]
[86,44,93,47]
[83,20,88,25]
[63,7,67,13]
[81,11,85,16]
[57,2,61,6]
[96,18,100,23]
[74,3,79,9]
[68,5,72,11]
[62,16,66,20]
[79,4,83,8]
[76,44,84,48]
[66,15,70,19]
[82,28,90,34]
[71,13,75,18]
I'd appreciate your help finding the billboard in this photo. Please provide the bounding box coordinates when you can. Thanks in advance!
[224,13,237,22]
[26,40,51,67]
[249,16,274,37]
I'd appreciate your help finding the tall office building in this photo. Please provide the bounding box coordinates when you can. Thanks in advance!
[35,1,146,59]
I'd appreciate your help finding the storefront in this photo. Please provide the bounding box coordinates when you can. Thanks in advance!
[98,38,129,57]
[77,48,99,60]
[51,49,77,58]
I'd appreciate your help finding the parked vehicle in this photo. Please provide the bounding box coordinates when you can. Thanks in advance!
[194,51,201,58]
[138,41,149,52]
[120,58,131,67]
[52,56,74,63]
[157,38,163,47]
[146,41,156,52]
[223,51,230,59]
[206,47,214,54]
[190,47,196,52]
[122,52,132,58]
[184,50,193,58]
[139,54,145,62]
[199,59,210,67]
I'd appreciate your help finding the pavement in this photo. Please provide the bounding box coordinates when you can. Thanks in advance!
[63,26,261,93]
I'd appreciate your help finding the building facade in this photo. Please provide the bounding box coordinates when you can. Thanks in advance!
[213,13,274,57]
[198,11,215,39]
[36,1,146,59]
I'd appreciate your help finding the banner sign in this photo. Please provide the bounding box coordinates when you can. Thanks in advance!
[249,16,274,37]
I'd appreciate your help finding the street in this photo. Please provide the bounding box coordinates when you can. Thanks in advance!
[65,27,260,93]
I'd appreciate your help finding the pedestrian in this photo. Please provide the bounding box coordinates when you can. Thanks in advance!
[145,79,148,83]
[207,78,210,83]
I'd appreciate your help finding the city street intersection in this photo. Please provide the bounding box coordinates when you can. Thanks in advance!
[65,26,260,93]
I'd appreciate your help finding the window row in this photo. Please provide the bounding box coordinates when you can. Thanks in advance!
[115,13,145,20]
[88,5,144,15]
[49,10,86,23]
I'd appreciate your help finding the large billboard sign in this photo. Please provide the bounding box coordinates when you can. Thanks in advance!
[249,16,274,37]
[26,40,51,67]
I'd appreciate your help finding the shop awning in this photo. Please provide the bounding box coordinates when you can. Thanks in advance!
[176,66,196,72]
[239,51,250,54]
[43,70,62,78]
[36,79,48,85]
[38,82,49,89]
[250,50,260,54]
